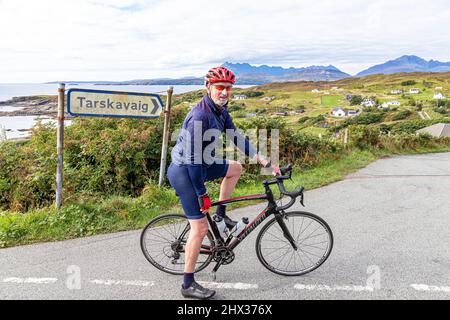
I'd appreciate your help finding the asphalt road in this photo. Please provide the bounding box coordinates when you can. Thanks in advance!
[1,152,450,300]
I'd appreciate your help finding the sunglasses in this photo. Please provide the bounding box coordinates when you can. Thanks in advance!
[212,85,233,92]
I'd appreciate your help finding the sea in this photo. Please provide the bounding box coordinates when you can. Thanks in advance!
[0,83,254,140]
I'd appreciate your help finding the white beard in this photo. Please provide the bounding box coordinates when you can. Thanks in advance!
[213,98,228,107]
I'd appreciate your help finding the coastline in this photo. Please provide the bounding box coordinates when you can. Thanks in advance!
[0,95,71,141]
[0,95,60,117]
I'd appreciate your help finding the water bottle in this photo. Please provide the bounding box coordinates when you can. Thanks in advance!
[213,215,228,239]
[230,217,249,238]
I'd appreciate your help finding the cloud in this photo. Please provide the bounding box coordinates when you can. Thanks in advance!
[0,0,449,82]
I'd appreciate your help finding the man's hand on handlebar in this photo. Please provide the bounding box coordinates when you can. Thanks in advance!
[255,154,282,176]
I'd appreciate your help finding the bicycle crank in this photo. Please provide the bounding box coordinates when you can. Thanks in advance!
[212,247,235,265]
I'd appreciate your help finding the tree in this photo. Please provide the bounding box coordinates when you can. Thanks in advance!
[350,95,363,106]
[401,80,416,86]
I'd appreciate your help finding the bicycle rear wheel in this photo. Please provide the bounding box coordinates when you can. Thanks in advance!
[256,211,333,276]
[140,214,214,275]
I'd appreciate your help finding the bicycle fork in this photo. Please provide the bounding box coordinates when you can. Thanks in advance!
[275,213,298,250]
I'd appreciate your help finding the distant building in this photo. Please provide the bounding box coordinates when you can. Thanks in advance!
[391,89,403,94]
[417,123,450,138]
[233,94,247,100]
[331,107,346,117]
[433,92,445,100]
[380,101,400,109]
[346,109,361,117]
[361,98,376,107]
[261,96,275,101]
[311,89,320,93]
[245,113,257,118]
[409,88,420,94]
[275,112,288,117]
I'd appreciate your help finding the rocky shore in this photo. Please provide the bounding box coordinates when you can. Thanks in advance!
[0,95,65,117]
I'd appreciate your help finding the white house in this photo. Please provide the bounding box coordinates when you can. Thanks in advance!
[233,94,247,100]
[409,88,420,94]
[346,109,361,117]
[331,107,346,117]
[391,89,403,94]
[380,101,400,109]
[361,98,376,107]
[433,92,445,100]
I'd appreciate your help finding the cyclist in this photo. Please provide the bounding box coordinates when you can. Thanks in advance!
[168,66,280,299]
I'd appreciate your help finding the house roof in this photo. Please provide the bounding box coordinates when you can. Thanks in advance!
[417,123,450,138]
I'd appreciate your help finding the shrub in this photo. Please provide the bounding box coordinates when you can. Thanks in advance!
[350,95,363,106]
[392,110,412,121]
[401,80,416,86]
[348,125,380,149]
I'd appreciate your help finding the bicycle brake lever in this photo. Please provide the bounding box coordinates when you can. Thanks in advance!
[300,194,305,207]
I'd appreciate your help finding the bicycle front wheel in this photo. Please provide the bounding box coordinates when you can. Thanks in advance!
[256,211,333,276]
[140,214,214,275]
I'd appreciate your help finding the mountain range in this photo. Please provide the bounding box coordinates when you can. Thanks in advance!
[356,55,450,77]
[50,55,450,85]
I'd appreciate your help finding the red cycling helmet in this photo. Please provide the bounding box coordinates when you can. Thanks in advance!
[205,66,236,85]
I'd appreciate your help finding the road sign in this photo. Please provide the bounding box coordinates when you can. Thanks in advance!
[67,89,164,119]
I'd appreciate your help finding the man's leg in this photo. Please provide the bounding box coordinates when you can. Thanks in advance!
[184,217,209,275]
[181,217,216,299]
[215,161,243,225]
[219,161,243,201]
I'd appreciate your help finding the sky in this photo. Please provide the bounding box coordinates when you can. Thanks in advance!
[0,0,449,83]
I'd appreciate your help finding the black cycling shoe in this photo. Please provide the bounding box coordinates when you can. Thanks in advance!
[181,281,216,300]
[223,215,237,230]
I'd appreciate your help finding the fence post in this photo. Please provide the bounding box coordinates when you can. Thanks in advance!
[159,86,174,187]
[56,83,65,210]
[344,127,349,149]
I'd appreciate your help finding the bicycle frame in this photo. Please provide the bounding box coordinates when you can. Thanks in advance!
[203,181,294,252]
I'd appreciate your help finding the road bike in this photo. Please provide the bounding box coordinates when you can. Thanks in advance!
[140,164,333,280]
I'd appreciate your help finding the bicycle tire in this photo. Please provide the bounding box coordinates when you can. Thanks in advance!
[256,211,333,276]
[140,214,214,275]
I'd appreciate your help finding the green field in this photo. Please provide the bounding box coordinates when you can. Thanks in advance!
[321,95,343,107]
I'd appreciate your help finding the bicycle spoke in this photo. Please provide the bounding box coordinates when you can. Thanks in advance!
[298,232,327,244]
[266,244,292,263]
[262,243,291,257]
[265,229,289,243]
[298,225,322,244]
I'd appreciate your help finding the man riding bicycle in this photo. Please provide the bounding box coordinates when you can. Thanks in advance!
[168,66,280,299]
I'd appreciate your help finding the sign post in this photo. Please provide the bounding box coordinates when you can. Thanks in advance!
[159,87,174,187]
[56,83,65,210]
[55,88,165,209]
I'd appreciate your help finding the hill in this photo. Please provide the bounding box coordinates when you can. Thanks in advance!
[223,62,351,82]
[357,55,450,77]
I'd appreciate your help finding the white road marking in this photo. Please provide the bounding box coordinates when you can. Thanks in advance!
[90,279,154,287]
[294,283,374,292]
[2,277,58,284]
[198,281,259,290]
[411,284,450,293]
